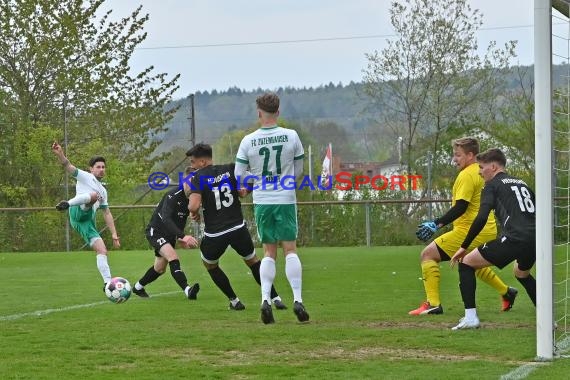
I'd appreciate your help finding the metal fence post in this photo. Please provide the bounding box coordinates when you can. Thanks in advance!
[365,202,371,247]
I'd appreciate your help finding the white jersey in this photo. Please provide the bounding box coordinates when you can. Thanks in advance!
[236,126,304,204]
[73,168,108,212]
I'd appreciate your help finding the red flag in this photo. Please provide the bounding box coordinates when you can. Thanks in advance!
[320,143,332,188]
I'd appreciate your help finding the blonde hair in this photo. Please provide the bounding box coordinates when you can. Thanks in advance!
[452,137,479,155]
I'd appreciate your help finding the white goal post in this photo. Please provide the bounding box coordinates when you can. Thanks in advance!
[534,0,555,361]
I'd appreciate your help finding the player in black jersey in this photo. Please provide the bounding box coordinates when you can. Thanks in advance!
[186,143,286,312]
[451,148,536,330]
[132,166,201,300]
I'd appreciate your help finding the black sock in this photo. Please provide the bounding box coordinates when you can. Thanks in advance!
[458,263,477,309]
[169,259,189,291]
[516,274,536,306]
[208,266,237,300]
[249,260,279,299]
[139,267,162,286]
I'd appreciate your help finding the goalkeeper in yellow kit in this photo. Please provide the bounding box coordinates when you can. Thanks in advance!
[409,137,518,315]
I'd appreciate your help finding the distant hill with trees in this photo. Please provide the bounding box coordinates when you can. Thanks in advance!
[157,81,381,161]
[158,64,566,162]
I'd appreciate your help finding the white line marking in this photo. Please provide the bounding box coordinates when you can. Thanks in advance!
[500,363,543,380]
[0,291,179,321]
[499,336,570,379]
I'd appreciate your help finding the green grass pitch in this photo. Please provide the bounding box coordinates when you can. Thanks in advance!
[0,247,568,379]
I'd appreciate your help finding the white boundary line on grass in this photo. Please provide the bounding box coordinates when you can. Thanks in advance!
[501,337,570,380]
[0,301,109,321]
[500,363,543,380]
[0,291,179,321]
[500,336,570,380]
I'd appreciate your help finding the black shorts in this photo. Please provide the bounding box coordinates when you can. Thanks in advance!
[478,236,536,271]
[200,225,255,264]
[145,226,176,257]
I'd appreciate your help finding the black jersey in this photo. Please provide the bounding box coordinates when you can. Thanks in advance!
[481,172,535,241]
[146,188,189,239]
[190,163,245,235]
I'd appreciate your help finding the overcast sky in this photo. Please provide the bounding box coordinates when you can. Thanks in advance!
[101,0,539,99]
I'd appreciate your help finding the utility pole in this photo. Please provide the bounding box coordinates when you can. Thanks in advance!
[188,94,199,238]
[189,94,196,147]
[397,136,403,171]
[63,96,70,252]
[427,151,433,220]
[308,145,314,242]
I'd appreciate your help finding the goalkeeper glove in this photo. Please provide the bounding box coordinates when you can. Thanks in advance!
[416,221,438,242]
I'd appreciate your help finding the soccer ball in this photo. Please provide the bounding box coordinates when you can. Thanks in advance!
[104,277,132,304]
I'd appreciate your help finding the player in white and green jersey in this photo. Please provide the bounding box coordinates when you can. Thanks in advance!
[235,92,309,324]
[52,141,120,291]
[236,127,304,204]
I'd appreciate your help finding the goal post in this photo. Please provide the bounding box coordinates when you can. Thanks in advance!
[534,0,555,361]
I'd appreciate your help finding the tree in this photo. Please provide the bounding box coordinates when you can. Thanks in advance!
[0,0,180,206]
[304,120,356,162]
[476,66,535,175]
[362,0,516,198]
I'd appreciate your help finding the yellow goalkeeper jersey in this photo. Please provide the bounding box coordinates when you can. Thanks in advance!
[452,162,497,233]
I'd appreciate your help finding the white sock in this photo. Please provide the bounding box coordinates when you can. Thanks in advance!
[135,282,144,290]
[260,256,276,304]
[184,285,190,296]
[285,253,303,303]
[230,297,240,307]
[96,254,112,283]
[68,193,92,206]
[272,296,282,302]
[466,308,478,320]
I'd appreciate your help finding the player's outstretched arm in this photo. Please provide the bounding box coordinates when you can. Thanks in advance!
[51,141,77,175]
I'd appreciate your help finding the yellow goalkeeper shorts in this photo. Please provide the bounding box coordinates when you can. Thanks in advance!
[435,228,496,259]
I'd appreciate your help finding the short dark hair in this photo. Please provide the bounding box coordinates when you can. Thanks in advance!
[476,148,507,167]
[256,92,280,113]
[89,156,105,167]
[186,143,212,158]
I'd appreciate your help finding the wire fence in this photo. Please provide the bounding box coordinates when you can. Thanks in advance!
[0,199,452,252]
[3,197,569,253]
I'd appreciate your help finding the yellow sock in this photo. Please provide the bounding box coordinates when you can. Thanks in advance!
[475,267,508,295]
[421,260,441,306]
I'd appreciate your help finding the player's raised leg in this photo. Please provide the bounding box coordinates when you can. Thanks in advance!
[475,266,517,311]
[56,191,100,211]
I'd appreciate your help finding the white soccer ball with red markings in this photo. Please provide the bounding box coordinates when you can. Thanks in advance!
[104,277,132,304]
